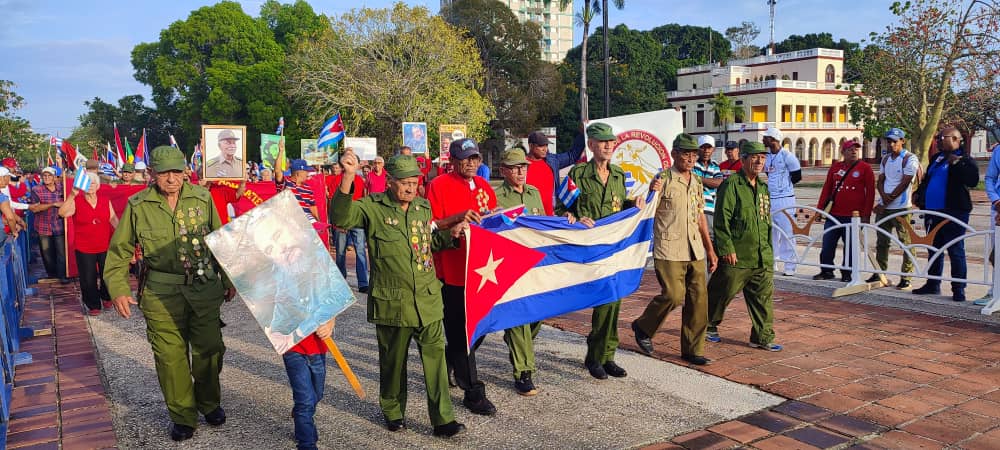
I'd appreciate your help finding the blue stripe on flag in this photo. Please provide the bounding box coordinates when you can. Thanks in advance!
[532,219,653,266]
[557,176,579,208]
[317,114,344,149]
[73,170,91,191]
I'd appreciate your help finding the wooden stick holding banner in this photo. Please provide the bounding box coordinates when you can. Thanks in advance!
[322,337,365,399]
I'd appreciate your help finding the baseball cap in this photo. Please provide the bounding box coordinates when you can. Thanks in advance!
[289,159,314,172]
[41,167,57,175]
[218,129,240,141]
[586,123,616,141]
[121,163,135,173]
[884,128,905,141]
[150,146,187,172]
[740,141,768,156]
[500,148,529,166]
[0,167,10,177]
[386,155,422,179]
[672,133,700,151]
[725,140,739,149]
[841,139,861,151]
[762,127,783,141]
[449,138,481,160]
[135,161,147,170]
[1,157,17,169]
[527,131,550,146]
[697,135,716,148]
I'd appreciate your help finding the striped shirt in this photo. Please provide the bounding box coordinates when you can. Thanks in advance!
[276,178,317,223]
[693,159,723,212]
[29,184,65,235]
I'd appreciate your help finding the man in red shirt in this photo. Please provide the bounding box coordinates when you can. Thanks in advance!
[813,139,875,282]
[718,141,742,176]
[366,156,388,194]
[328,160,369,292]
[425,138,498,416]
[525,130,585,215]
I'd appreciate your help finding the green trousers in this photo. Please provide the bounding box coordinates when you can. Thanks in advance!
[635,259,708,357]
[586,300,621,366]
[875,209,914,279]
[375,321,455,426]
[140,280,225,427]
[503,322,541,378]
[706,264,776,346]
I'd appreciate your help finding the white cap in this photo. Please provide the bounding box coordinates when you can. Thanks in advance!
[697,135,716,148]
[762,127,783,141]
[0,167,9,177]
[41,167,57,175]
[135,161,147,170]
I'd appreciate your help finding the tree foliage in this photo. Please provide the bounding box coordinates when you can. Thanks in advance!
[0,80,45,169]
[725,21,760,59]
[285,2,492,158]
[442,0,564,139]
[76,95,180,149]
[259,0,328,50]
[708,92,745,144]
[848,0,1000,159]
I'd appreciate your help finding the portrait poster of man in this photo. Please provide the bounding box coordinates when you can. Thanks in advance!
[301,139,324,166]
[402,122,428,154]
[260,133,284,170]
[205,190,356,353]
[202,125,247,180]
[343,137,378,161]
[438,124,466,164]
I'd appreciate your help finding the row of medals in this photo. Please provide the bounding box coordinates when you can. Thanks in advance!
[176,207,211,278]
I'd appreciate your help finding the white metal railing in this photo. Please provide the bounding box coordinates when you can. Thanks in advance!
[770,205,999,315]
[668,79,861,98]
[678,48,845,75]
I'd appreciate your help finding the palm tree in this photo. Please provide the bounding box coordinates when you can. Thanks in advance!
[708,92,746,144]
[575,2,597,122]
[600,0,625,118]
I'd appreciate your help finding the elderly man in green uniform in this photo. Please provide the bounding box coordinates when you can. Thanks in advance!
[118,163,145,185]
[631,134,718,366]
[560,122,658,380]
[104,146,235,442]
[705,141,783,352]
[331,150,468,438]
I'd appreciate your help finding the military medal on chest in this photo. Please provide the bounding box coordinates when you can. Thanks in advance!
[475,188,490,214]
[611,195,622,212]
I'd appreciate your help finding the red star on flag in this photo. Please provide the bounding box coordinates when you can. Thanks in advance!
[464,224,544,349]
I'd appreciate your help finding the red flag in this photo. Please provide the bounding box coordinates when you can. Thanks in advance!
[61,141,79,169]
[113,122,126,166]
[463,225,545,349]
[135,130,147,165]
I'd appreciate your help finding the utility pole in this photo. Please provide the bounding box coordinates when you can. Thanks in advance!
[767,0,777,55]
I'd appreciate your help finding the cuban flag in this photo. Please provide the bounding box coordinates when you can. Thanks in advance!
[99,162,117,179]
[317,114,345,149]
[72,168,92,191]
[463,192,659,349]
[556,175,579,208]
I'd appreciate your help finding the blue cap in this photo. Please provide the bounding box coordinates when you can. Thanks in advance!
[885,128,905,141]
[289,159,314,172]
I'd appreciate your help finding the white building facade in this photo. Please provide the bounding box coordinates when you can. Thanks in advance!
[441,0,574,63]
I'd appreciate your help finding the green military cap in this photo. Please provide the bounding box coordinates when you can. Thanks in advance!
[586,122,616,141]
[150,145,187,172]
[500,148,529,166]
[121,163,135,173]
[386,154,422,179]
[672,133,699,151]
[740,141,768,157]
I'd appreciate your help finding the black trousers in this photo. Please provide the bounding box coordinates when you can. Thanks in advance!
[441,284,486,400]
[75,250,111,310]
[38,234,66,279]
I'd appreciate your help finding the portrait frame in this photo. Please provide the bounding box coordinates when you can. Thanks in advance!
[402,122,428,154]
[202,125,247,180]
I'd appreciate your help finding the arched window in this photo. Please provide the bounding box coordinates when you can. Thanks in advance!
[825,65,835,83]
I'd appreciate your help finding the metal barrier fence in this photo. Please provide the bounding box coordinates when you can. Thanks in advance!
[0,219,37,448]
[772,205,999,316]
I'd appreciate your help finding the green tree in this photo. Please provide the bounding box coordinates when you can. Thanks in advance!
[285,2,492,159]
[725,21,760,59]
[0,80,45,169]
[648,24,731,90]
[131,1,289,159]
[442,0,564,142]
[259,0,328,51]
[77,95,180,149]
[708,92,745,144]
[848,0,1000,160]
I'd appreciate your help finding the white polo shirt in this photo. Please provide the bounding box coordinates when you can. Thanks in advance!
[879,150,919,209]
[764,149,800,199]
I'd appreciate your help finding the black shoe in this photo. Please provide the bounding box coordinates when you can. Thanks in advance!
[953,289,966,302]
[204,406,226,426]
[897,279,912,290]
[359,286,369,294]
[913,284,941,295]
[840,274,853,283]
[585,362,607,380]
[432,421,466,438]
[631,321,654,355]
[170,423,194,441]
[386,418,406,432]
[514,371,538,396]
[812,271,835,280]
[462,396,496,416]
[602,361,627,378]
[866,274,882,283]
[681,354,712,365]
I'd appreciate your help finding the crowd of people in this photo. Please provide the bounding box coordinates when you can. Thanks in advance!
[2,120,996,449]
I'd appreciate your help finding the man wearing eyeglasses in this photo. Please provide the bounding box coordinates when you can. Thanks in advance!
[913,127,980,302]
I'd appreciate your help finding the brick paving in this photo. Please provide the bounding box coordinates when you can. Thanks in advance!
[546,270,1000,449]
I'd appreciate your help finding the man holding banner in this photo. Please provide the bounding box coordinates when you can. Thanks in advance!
[331,151,468,438]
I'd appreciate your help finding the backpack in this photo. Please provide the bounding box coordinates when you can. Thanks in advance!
[881,151,923,191]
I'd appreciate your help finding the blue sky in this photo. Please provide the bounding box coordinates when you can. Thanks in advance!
[1,0,895,136]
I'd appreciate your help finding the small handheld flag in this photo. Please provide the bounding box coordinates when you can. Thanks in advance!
[72,168,92,191]
[169,134,179,148]
[557,176,580,209]
[99,162,117,179]
[276,116,285,135]
[317,114,345,149]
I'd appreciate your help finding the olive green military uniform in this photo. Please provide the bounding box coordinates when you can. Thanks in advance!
[329,156,458,426]
[559,159,633,367]
[495,181,545,379]
[104,149,230,428]
[707,143,777,346]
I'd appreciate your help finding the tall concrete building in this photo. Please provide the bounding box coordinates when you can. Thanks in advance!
[441,0,574,63]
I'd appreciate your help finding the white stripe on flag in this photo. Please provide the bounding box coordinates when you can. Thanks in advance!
[73,170,91,191]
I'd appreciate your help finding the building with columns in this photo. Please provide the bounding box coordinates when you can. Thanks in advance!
[667,48,868,166]
[441,0,574,63]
